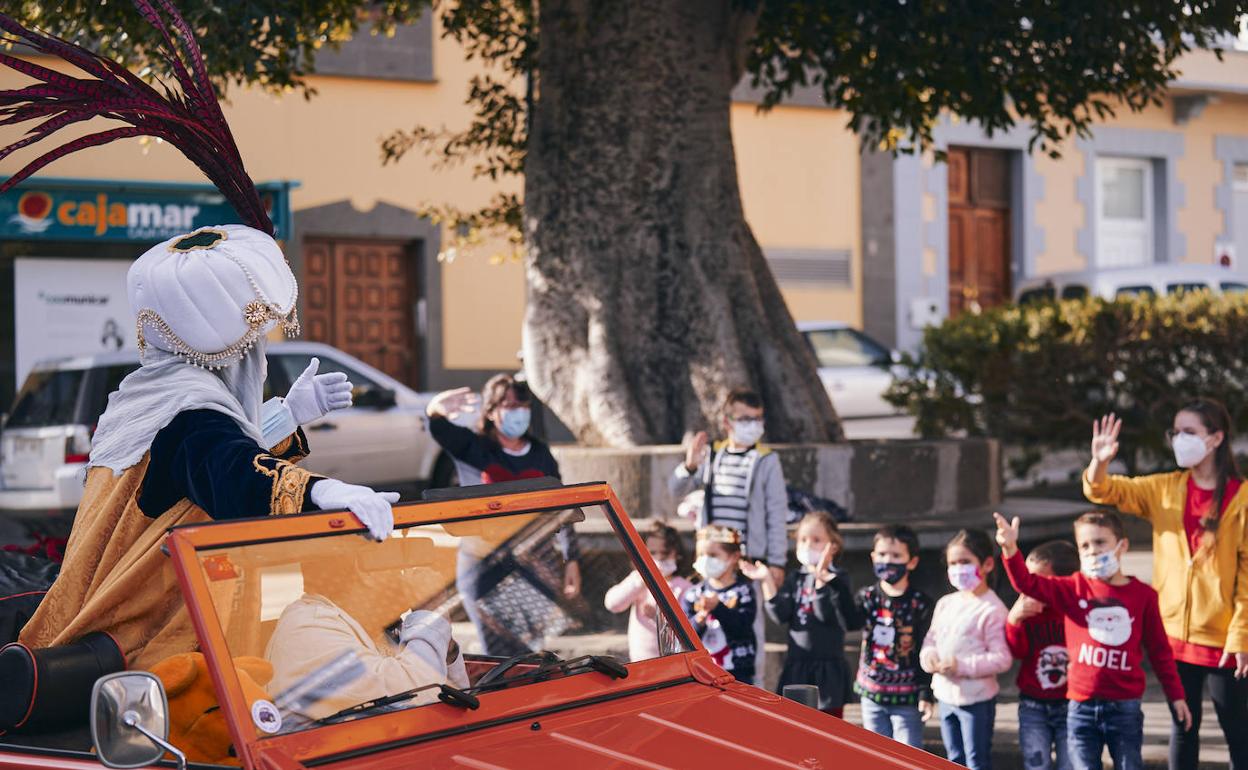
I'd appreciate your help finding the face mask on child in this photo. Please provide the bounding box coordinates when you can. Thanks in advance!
[731,419,764,447]
[497,407,531,439]
[1172,432,1210,469]
[797,547,824,571]
[655,558,677,576]
[1081,550,1120,581]
[947,563,982,592]
[693,555,728,581]
[873,561,908,585]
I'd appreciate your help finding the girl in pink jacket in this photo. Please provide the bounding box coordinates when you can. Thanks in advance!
[921,529,1011,770]
[604,522,692,662]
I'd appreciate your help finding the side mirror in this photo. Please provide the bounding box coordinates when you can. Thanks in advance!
[91,672,186,770]
[356,386,397,410]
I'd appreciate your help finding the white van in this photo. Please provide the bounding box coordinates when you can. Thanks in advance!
[1015,264,1248,304]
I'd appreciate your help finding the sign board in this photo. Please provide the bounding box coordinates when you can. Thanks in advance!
[0,178,293,242]
[13,258,135,389]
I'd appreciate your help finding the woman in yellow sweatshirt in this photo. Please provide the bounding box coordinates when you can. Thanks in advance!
[1084,399,1248,770]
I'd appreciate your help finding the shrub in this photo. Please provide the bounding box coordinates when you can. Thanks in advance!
[885,292,1248,474]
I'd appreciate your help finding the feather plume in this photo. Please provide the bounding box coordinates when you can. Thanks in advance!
[0,1,272,235]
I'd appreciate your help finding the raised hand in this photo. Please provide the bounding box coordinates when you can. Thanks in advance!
[1092,413,1122,465]
[813,543,837,589]
[285,357,353,425]
[993,512,1021,557]
[739,559,771,582]
[685,430,709,472]
[427,387,481,420]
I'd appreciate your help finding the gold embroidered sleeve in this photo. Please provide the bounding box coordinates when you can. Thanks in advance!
[270,427,310,464]
[252,453,317,515]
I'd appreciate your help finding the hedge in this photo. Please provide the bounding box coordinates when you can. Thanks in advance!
[884,291,1248,474]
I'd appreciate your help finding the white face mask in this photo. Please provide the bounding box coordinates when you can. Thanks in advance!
[1172,432,1210,469]
[655,558,677,577]
[947,563,982,592]
[730,419,764,447]
[1081,549,1120,581]
[797,547,823,570]
[693,555,728,581]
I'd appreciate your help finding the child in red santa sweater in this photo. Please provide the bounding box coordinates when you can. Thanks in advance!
[995,511,1192,770]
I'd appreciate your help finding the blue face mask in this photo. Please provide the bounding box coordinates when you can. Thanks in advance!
[497,407,531,439]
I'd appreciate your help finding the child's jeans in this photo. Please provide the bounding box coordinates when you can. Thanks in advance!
[860,698,924,749]
[1067,699,1143,770]
[1018,696,1071,770]
[939,698,996,770]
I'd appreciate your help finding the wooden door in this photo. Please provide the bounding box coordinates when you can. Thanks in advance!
[301,237,420,387]
[948,147,1011,315]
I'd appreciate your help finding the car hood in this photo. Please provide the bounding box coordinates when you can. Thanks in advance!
[314,681,952,769]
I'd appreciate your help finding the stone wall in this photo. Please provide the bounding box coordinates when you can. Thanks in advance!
[552,439,1001,521]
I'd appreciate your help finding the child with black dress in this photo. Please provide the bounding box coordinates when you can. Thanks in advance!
[744,511,860,716]
[682,524,758,684]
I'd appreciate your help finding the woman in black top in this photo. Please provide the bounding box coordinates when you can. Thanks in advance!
[426,375,581,654]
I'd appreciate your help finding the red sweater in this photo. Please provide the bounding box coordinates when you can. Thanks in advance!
[1003,551,1185,703]
[1005,606,1068,700]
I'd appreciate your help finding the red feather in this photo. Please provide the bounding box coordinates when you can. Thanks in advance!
[0,3,273,235]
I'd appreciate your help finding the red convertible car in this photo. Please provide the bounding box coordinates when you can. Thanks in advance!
[0,481,956,769]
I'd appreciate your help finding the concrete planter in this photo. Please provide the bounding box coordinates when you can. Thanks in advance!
[551,438,1001,522]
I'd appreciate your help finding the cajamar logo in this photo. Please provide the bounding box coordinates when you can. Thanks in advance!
[10,191,53,233]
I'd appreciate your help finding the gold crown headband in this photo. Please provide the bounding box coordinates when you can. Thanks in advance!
[697,526,742,546]
[135,229,300,369]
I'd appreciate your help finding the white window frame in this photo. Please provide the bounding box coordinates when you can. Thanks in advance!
[1095,156,1155,268]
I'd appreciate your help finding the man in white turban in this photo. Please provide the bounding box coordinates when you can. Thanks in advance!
[19,225,399,669]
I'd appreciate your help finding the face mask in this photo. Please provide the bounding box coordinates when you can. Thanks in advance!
[947,563,982,592]
[873,561,909,585]
[693,555,728,581]
[497,407,531,439]
[1081,549,1120,581]
[731,419,764,447]
[1172,432,1210,469]
[655,558,677,576]
[797,547,823,570]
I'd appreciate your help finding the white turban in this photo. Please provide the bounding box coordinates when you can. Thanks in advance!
[129,224,298,368]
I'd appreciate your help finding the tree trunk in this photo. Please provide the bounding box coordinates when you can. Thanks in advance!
[523,0,843,446]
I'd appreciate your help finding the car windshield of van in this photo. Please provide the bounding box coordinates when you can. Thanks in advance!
[1221,282,1248,294]
[1060,285,1089,300]
[805,328,891,368]
[1116,285,1156,299]
[1018,287,1056,304]
[6,369,84,428]
[191,503,691,735]
[1167,282,1210,295]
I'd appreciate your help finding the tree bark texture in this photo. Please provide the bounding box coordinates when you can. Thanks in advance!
[523,0,843,446]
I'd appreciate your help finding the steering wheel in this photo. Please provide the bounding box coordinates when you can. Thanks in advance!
[474,650,560,688]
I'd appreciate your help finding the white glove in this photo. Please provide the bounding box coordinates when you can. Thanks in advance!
[285,358,353,425]
[399,610,452,676]
[308,478,397,541]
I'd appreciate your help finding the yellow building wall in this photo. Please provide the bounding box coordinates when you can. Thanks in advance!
[1026,87,1248,275]
[731,103,862,327]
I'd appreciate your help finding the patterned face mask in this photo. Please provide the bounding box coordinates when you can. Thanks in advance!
[947,563,982,592]
[1080,549,1120,581]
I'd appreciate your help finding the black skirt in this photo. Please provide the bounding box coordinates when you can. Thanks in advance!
[777,651,853,711]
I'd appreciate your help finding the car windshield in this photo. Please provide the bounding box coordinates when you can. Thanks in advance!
[190,502,690,736]
[6,369,85,427]
[1167,282,1210,295]
[804,328,890,368]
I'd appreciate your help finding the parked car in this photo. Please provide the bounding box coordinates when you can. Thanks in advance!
[0,341,452,518]
[1015,263,1248,304]
[798,321,904,420]
[0,480,955,769]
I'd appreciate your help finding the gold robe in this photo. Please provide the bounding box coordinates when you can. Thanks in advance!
[19,434,313,670]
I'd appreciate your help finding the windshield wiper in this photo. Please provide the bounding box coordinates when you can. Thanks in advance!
[466,654,627,695]
[316,682,479,724]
